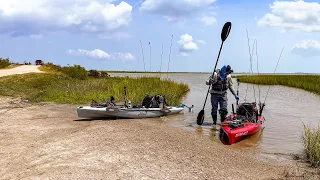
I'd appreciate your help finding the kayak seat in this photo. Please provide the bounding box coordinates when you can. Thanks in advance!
[236,102,258,122]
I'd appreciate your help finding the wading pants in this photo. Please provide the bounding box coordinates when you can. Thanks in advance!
[210,92,228,124]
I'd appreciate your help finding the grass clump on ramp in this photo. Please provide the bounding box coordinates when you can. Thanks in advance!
[302,124,320,167]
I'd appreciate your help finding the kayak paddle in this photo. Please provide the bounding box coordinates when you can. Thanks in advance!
[196,22,232,125]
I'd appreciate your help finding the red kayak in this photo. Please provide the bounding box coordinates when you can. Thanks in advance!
[221,102,266,145]
[221,114,264,145]
[220,79,266,145]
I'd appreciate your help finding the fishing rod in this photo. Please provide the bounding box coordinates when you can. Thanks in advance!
[149,42,151,72]
[255,40,261,105]
[260,46,284,116]
[160,44,163,78]
[167,35,173,79]
[251,39,257,103]
[246,29,257,103]
[232,78,240,115]
[140,40,146,76]
[255,40,264,116]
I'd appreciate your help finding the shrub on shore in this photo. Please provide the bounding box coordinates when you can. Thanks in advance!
[39,62,63,72]
[61,65,88,80]
[40,63,109,79]
[302,124,320,167]
[0,57,11,69]
[88,69,110,78]
[39,63,88,80]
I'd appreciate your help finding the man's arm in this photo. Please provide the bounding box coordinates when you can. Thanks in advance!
[227,75,236,96]
[206,72,217,85]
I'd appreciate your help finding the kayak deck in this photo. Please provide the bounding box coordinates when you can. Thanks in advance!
[221,114,264,145]
[76,105,185,119]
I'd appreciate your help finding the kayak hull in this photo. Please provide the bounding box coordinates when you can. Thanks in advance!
[222,114,264,145]
[77,106,184,119]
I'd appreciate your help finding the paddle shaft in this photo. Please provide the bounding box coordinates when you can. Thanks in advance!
[201,41,225,110]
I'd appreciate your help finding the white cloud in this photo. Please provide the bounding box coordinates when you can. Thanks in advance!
[67,49,135,61]
[258,0,320,32]
[29,34,43,39]
[200,16,217,26]
[177,34,199,56]
[114,52,135,61]
[0,0,132,37]
[140,0,217,24]
[196,40,206,44]
[68,49,111,59]
[291,40,320,57]
[98,32,132,40]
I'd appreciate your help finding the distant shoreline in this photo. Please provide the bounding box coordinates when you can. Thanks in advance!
[105,70,320,75]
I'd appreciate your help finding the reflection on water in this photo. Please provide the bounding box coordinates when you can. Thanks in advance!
[109,72,320,155]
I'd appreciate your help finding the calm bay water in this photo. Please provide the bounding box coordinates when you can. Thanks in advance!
[109,72,320,155]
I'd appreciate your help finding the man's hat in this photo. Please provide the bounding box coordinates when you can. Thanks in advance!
[226,65,233,73]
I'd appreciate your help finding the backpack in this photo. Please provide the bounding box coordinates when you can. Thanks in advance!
[141,94,167,108]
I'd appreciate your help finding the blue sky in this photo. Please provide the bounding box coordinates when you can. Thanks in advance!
[0,0,320,73]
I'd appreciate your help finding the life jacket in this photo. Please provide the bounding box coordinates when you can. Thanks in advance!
[212,73,228,91]
[211,66,229,91]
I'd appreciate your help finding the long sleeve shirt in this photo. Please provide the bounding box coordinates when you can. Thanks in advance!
[206,72,236,96]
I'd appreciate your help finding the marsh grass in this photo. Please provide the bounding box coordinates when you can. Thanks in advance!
[0,73,189,105]
[235,75,320,95]
[302,124,320,167]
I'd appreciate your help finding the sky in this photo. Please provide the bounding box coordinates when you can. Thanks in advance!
[0,0,320,73]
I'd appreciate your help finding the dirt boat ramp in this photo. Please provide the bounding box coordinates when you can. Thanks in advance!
[0,65,42,77]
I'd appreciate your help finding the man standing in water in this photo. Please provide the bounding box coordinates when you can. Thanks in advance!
[206,65,239,125]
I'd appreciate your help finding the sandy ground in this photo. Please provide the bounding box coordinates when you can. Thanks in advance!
[0,67,318,179]
[0,97,319,180]
[0,65,42,77]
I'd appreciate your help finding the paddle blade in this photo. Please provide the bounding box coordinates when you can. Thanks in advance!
[221,22,232,42]
[197,110,204,125]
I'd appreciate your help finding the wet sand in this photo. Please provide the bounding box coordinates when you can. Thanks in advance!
[0,97,318,180]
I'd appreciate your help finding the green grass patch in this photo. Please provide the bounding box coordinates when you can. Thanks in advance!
[302,124,320,167]
[0,72,189,105]
[234,75,320,95]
